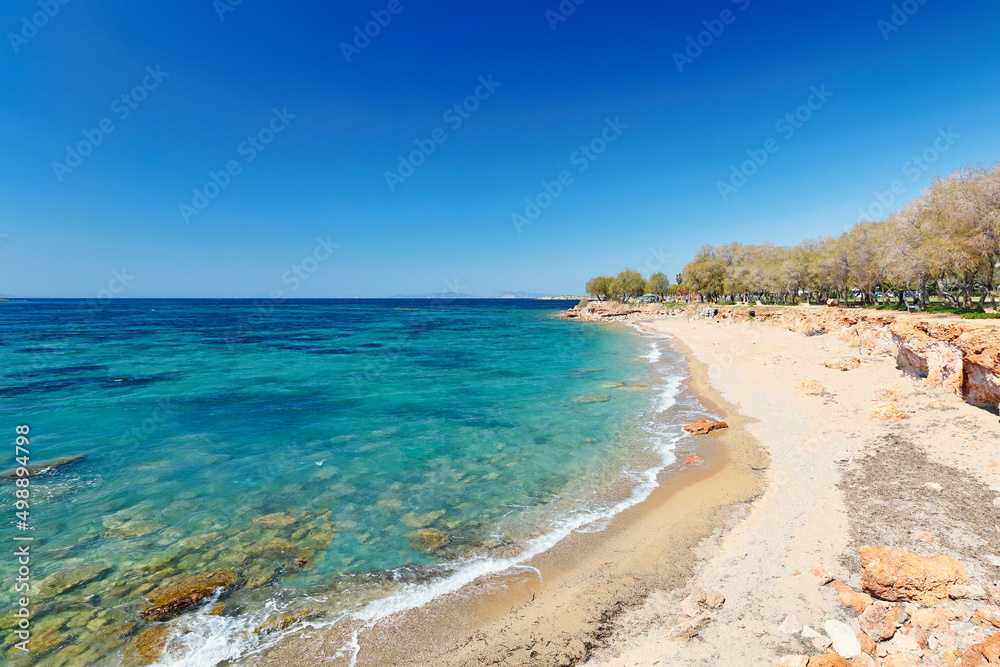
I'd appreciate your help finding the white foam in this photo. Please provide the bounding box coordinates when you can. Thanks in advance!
[149,333,691,667]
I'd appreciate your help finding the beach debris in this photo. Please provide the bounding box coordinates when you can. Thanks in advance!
[909,531,936,544]
[822,357,862,371]
[779,613,803,634]
[870,403,908,420]
[683,420,728,435]
[924,482,944,493]
[685,455,704,465]
[140,569,240,621]
[572,395,610,403]
[5,454,86,477]
[796,380,826,395]
[825,619,862,658]
[811,566,834,586]
[411,528,449,551]
[859,546,969,604]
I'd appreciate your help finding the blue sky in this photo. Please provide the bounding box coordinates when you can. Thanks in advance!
[2,0,999,298]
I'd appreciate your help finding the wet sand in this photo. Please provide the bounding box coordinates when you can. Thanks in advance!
[256,332,768,666]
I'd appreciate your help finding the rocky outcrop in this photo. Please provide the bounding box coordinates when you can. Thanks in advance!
[962,632,1000,665]
[683,420,729,435]
[566,304,1000,412]
[858,546,970,604]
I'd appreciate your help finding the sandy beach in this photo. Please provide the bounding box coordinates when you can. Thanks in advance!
[257,305,1000,667]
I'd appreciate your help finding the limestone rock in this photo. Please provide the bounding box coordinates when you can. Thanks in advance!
[825,619,862,658]
[683,420,728,435]
[977,606,1000,628]
[141,570,239,621]
[779,613,803,634]
[703,589,725,608]
[870,403,908,420]
[806,654,850,667]
[122,624,174,666]
[951,585,988,600]
[961,631,1000,665]
[802,626,822,639]
[777,655,808,667]
[812,636,833,651]
[882,655,920,667]
[857,633,876,655]
[797,380,825,395]
[849,654,875,667]
[812,566,834,586]
[859,601,897,641]
[858,545,969,604]
[925,482,944,493]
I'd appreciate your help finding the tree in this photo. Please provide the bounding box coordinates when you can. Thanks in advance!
[585,276,613,301]
[611,269,646,303]
[646,272,669,300]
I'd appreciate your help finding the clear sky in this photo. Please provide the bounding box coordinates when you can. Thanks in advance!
[2,0,999,298]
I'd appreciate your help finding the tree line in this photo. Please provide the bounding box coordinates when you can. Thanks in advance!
[586,164,1000,309]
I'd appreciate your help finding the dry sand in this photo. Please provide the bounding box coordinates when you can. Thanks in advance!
[258,312,1000,667]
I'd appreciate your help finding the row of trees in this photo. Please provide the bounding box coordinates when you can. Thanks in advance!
[588,164,999,310]
[585,271,671,302]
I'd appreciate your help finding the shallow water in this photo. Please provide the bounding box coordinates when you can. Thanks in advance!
[0,299,701,666]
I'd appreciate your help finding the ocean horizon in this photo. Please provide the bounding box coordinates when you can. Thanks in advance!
[1,299,707,666]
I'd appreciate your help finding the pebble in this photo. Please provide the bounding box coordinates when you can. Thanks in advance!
[802,625,822,639]
[811,635,833,651]
[824,619,862,658]
[924,482,944,493]
[779,613,803,634]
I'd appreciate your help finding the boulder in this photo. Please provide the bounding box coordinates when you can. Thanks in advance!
[858,546,970,604]
[858,601,897,641]
[122,624,174,666]
[977,606,1000,628]
[412,528,449,551]
[140,570,239,621]
[951,585,988,600]
[961,631,1000,666]
[683,420,728,435]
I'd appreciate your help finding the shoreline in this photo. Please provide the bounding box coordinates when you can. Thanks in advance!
[255,325,768,666]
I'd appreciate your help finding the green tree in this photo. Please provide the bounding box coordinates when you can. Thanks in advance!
[585,276,613,301]
[612,270,646,303]
[646,272,669,300]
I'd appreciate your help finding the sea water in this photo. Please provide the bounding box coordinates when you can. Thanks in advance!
[0,299,707,666]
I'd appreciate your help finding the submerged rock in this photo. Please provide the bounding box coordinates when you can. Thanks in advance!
[401,510,446,529]
[252,513,297,527]
[572,395,610,403]
[5,455,86,478]
[38,564,111,598]
[412,528,449,551]
[140,570,239,621]
[122,624,174,666]
[105,520,166,539]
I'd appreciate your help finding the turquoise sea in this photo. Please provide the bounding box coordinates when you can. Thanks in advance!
[0,299,707,666]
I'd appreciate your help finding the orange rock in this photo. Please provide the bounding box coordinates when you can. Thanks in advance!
[904,625,928,648]
[683,420,728,435]
[883,655,920,667]
[977,606,1000,628]
[812,566,834,586]
[960,631,1000,665]
[807,654,851,667]
[910,606,952,631]
[870,403,908,420]
[857,633,876,655]
[141,570,239,621]
[859,601,897,641]
[910,531,937,544]
[685,455,704,465]
[858,546,970,604]
[831,580,874,613]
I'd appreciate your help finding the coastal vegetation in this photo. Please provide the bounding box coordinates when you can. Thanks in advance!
[586,164,1000,310]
